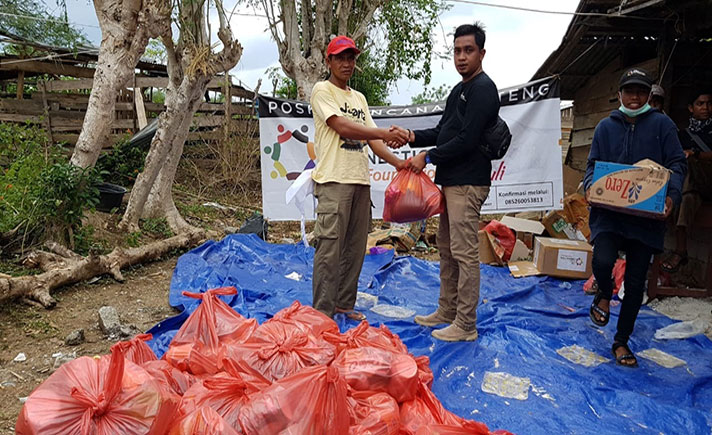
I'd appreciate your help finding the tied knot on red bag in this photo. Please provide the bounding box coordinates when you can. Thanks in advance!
[70,388,112,419]
[70,347,125,421]
[182,286,238,300]
[203,376,248,395]
[258,333,308,359]
[326,365,340,384]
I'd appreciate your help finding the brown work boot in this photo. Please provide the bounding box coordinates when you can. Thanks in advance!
[414,311,454,327]
[431,324,478,342]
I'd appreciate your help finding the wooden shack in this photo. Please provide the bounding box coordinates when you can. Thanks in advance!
[533,0,712,172]
[0,34,255,148]
[533,0,712,286]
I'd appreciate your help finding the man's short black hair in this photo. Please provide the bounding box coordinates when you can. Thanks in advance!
[689,89,712,105]
[454,22,486,50]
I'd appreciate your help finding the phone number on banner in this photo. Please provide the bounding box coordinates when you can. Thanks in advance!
[482,181,556,212]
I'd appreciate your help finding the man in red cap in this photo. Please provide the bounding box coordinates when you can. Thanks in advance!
[310,35,408,321]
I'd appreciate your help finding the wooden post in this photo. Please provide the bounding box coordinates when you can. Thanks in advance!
[223,75,232,142]
[39,80,54,143]
[132,74,138,131]
[134,86,148,130]
[16,71,25,100]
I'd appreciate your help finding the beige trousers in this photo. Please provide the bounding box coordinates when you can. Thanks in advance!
[312,182,371,317]
[435,185,491,331]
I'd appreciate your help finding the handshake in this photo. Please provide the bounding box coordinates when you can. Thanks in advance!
[381,125,428,174]
[383,125,412,149]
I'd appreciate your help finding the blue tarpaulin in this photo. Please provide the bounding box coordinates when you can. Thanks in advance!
[147,234,712,434]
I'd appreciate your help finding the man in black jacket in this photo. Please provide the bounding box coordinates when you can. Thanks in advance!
[391,22,500,341]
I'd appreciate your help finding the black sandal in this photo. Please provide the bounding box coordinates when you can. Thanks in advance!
[589,292,610,327]
[612,341,638,368]
[660,251,688,273]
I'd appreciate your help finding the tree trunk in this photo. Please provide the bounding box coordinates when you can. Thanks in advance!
[119,76,209,232]
[0,230,206,308]
[70,0,169,168]
[70,55,131,167]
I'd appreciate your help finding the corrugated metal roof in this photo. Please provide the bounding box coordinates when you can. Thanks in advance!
[532,0,712,99]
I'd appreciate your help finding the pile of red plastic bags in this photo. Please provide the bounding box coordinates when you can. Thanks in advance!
[17,287,509,434]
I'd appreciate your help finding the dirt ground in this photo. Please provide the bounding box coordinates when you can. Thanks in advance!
[0,210,441,433]
[0,258,177,433]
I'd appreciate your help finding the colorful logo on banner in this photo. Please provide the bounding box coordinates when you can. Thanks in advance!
[263,124,316,180]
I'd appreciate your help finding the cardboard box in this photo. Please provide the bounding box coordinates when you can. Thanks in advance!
[588,159,669,217]
[500,216,544,250]
[542,210,585,241]
[367,227,418,253]
[479,217,541,265]
[562,193,590,239]
[509,237,592,279]
[479,230,504,265]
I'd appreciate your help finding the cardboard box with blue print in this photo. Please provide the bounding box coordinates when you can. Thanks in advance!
[508,237,592,279]
[588,159,670,218]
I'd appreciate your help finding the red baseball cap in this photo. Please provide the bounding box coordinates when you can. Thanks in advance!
[327,36,361,56]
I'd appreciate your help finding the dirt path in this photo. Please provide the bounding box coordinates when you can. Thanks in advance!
[0,258,178,433]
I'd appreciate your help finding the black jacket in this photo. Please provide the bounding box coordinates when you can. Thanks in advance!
[411,72,500,186]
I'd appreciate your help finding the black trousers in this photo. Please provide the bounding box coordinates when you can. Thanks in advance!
[591,232,655,344]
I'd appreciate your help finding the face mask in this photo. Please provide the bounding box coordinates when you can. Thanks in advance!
[619,102,651,118]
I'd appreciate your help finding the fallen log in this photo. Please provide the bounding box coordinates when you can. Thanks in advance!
[0,230,206,308]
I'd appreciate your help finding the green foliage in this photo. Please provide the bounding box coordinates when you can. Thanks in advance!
[140,218,174,238]
[0,0,89,54]
[349,51,391,106]
[144,38,167,64]
[411,83,450,104]
[267,66,298,100]
[95,135,148,188]
[38,162,102,229]
[152,89,166,104]
[369,0,447,88]
[126,231,142,248]
[74,225,110,256]
[339,0,448,104]
[0,123,101,250]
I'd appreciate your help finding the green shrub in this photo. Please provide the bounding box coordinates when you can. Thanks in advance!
[95,135,148,188]
[0,123,102,251]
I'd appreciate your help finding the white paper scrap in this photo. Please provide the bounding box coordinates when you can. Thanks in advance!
[284,272,302,281]
[370,304,416,319]
[638,348,686,368]
[556,344,609,367]
[481,371,530,401]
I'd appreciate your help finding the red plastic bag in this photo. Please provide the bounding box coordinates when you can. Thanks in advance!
[169,406,240,435]
[142,360,197,396]
[332,346,419,403]
[221,320,336,382]
[324,321,408,356]
[383,169,444,223]
[17,344,179,435]
[179,359,271,428]
[348,391,400,435]
[265,300,339,338]
[414,355,434,389]
[400,383,489,435]
[583,259,626,295]
[484,221,516,262]
[164,287,257,375]
[237,365,351,435]
[415,423,509,435]
[114,333,157,365]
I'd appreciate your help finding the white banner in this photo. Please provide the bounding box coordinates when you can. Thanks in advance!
[259,77,563,221]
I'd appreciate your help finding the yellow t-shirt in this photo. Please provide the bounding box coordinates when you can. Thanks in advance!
[310,80,376,185]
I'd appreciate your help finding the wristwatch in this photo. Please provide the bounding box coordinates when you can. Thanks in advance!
[424,152,431,164]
